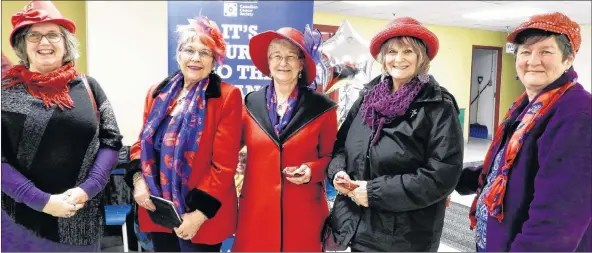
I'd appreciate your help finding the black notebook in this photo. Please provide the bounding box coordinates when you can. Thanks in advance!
[147,195,183,229]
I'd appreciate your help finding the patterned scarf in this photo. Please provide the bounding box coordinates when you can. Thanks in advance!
[469,69,577,229]
[266,81,299,137]
[360,74,428,145]
[140,73,208,215]
[3,63,79,109]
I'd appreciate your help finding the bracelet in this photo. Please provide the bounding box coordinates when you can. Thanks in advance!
[132,172,143,185]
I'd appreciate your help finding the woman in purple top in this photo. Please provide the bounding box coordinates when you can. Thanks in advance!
[324,17,463,251]
[456,12,591,252]
[1,1,122,251]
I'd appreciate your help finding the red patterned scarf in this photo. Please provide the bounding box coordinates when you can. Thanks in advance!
[469,77,576,229]
[3,63,79,109]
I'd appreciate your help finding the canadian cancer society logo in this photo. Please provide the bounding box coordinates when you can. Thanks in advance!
[224,2,238,17]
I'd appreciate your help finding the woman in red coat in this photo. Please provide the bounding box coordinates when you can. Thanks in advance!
[232,26,338,252]
[124,16,242,252]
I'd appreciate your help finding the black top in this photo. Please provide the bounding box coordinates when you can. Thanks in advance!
[1,75,122,245]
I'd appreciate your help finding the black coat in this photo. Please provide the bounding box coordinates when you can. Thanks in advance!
[327,75,464,251]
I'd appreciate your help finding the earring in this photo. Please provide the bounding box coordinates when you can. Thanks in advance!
[298,71,302,79]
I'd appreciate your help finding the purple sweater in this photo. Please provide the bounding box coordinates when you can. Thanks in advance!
[1,148,118,211]
[459,80,591,251]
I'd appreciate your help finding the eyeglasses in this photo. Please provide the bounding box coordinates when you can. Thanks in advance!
[268,54,302,64]
[24,32,64,43]
[180,48,214,60]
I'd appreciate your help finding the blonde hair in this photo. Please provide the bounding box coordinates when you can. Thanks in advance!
[377,36,430,77]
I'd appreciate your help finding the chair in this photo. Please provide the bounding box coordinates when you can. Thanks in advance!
[104,168,136,252]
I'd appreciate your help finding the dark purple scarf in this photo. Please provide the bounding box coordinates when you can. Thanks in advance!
[360,74,429,145]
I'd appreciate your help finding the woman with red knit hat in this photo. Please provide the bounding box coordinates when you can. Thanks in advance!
[324,17,463,251]
[124,15,242,252]
[456,12,591,252]
[1,1,122,251]
[232,25,338,252]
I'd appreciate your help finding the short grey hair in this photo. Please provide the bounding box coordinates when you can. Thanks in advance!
[175,24,216,66]
[12,25,80,68]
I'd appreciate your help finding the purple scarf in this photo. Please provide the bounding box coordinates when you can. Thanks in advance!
[266,81,299,136]
[360,74,429,145]
[140,73,208,215]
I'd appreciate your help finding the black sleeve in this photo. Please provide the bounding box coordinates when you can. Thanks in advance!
[326,92,365,184]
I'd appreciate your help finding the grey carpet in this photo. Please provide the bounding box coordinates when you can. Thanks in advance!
[440,160,484,252]
[442,202,476,252]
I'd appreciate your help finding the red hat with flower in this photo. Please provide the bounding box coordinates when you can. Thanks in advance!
[9,0,76,47]
[370,17,439,61]
[184,16,227,65]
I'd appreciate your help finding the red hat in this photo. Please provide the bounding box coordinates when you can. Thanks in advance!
[370,17,439,61]
[9,1,76,47]
[249,27,316,85]
[506,12,581,52]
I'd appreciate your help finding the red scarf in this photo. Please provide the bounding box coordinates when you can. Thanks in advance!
[3,63,79,109]
[469,78,576,229]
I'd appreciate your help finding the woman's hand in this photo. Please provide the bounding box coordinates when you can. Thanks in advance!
[42,194,83,218]
[333,171,354,195]
[133,177,156,211]
[284,164,311,185]
[349,180,369,207]
[174,210,208,240]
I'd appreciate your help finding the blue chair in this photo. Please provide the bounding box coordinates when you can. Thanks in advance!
[104,205,133,252]
[104,168,134,252]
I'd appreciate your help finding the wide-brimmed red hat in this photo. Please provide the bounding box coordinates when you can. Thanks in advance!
[370,17,439,61]
[249,27,316,85]
[506,12,581,52]
[9,1,76,47]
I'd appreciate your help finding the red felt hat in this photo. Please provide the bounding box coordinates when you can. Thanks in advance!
[9,1,76,47]
[370,17,439,61]
[249,27,316,85]
[506,12,581,52]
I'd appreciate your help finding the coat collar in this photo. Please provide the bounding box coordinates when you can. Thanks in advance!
[245,85,337,145]
[152,71,222,99]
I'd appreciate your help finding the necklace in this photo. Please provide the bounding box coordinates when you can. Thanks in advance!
[277,99,289,111]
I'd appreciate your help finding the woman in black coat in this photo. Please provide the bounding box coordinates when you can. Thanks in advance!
[325,17,464,252]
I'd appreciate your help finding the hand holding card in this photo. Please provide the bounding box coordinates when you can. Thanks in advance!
[335,177,359,191]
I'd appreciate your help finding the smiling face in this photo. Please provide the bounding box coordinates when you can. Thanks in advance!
[25,23,66,74]
[515,36,574,91]
[177,38,215,85]
[380,36,429,86]
[267,39,304,86]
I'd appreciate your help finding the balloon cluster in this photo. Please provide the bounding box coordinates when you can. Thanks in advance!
[314,20,373,126]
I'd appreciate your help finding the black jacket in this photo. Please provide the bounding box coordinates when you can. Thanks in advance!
[326,75,464,251]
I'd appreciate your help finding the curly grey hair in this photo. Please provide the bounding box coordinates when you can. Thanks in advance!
[11,25,80,68]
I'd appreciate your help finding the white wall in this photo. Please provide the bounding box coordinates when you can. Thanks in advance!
[469,49,496,139]
[574,24,591,92]
[86,1,169,145]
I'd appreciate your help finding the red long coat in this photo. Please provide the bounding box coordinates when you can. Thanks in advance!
[130,73,242,245]
[232,87,338,252]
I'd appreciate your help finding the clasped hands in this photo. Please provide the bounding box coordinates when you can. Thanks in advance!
[333,171,369,207]
[42,187,88,218]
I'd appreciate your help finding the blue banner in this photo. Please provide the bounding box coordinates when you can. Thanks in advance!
[168,1,314,96]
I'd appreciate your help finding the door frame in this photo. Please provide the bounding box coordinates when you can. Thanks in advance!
[468,45,503,138]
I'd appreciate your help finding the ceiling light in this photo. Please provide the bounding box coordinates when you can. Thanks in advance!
[343,1,398,6]
[463,7,547,21]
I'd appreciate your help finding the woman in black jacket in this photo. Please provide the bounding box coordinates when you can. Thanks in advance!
[326,17,464,252]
